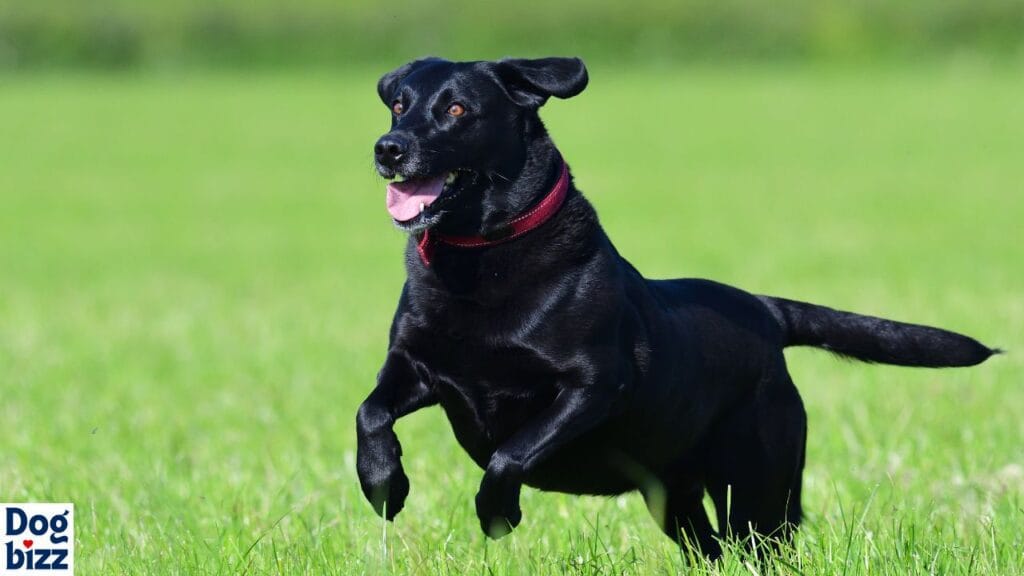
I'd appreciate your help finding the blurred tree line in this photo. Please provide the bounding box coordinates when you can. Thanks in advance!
[0,0,1021,69]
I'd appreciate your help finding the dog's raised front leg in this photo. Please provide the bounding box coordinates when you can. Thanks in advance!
[356,351,436,520]
[476,386,615,538]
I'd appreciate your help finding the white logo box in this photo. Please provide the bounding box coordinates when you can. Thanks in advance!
[1,503,74,575]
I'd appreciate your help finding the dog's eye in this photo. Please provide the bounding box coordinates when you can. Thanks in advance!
[447,103,466,117]
[391,101,404,115]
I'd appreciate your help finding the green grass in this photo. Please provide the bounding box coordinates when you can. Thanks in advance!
[4,0,1023,69]
[1,64,1021,574]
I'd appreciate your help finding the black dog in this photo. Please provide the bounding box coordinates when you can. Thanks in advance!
[356,56,997,558]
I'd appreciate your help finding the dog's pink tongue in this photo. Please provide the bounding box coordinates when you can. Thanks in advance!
[386,176,445,222]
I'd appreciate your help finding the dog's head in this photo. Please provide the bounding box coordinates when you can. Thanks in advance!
[374,57,588,234]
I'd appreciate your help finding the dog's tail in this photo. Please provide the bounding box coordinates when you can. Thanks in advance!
[759,296,1000,367]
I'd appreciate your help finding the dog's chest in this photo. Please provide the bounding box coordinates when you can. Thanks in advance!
[408,329,562,466]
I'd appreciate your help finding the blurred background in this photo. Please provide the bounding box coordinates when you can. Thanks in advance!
[2,1,1022,574]
[1,0,1023,68]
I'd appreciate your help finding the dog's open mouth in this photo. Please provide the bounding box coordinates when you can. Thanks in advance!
[385,171,463,225]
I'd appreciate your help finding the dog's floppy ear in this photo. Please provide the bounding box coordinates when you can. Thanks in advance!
[493,57,588,109]
[377,57,445,104]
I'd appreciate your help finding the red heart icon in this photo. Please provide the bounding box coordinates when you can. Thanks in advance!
[22,539,33,548]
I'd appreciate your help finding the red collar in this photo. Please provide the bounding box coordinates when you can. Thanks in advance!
[416,160,570,266]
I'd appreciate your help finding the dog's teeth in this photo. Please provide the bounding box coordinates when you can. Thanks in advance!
[419,202,425,214]
[445,172,457,185]
[394,174,406,183]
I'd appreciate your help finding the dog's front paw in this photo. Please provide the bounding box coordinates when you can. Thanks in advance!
[357,451,409,520]
[475,489,521,539]
[475,459,523,539]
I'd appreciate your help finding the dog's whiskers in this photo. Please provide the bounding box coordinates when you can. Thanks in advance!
[487,170,512,184]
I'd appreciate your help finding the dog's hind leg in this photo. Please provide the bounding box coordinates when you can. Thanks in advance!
[705,361,807,553]
[644,474,722,560]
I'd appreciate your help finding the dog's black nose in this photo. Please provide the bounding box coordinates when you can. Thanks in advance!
[375,135,408,168]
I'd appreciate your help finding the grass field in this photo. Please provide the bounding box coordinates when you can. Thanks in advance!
[1,64,1021,574]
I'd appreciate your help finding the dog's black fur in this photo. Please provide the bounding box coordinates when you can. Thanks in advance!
[356,57,998,558]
